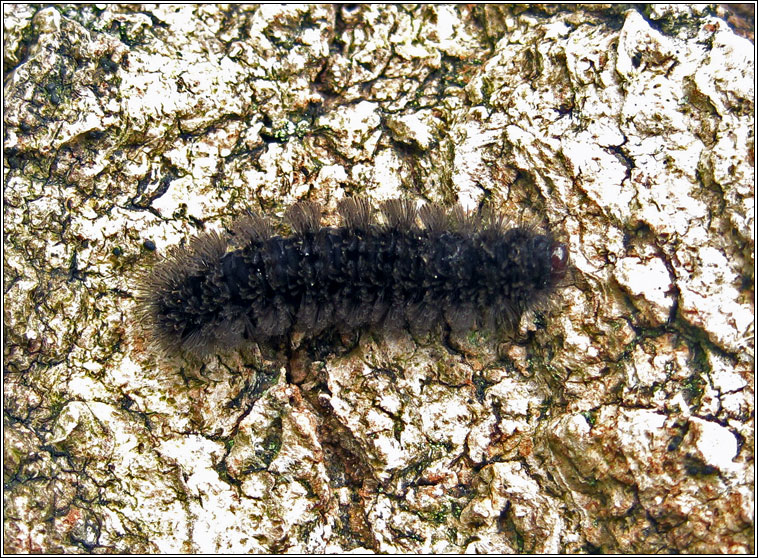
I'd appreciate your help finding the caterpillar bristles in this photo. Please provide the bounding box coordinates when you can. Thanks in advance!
[338,197,374,230]
[381,198,417,231]
[135,198,569,359]
[418,203,448,234]
[232,211,273,245]
[285,200,322,235]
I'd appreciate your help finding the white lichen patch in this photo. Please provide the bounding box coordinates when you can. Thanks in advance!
[563,136,635,222]
[46,401,193,552]
[614,255,674,324]
[368,149,405,200]
[325,355,425,478]
[451,115,509,210]
[417,385,474,448]
[707,351,748,394]
[158,435,269,553]
[385,110,440,151]
[316,101,382,160]
[676,245,753,353]
[687,417,739,475]
[461,462,564,553]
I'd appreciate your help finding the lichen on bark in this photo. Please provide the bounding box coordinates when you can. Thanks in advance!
[3,4,753,553]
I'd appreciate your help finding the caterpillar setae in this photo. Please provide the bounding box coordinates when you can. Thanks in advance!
[136,198,569,358]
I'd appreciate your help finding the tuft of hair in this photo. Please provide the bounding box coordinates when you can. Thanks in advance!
[232,211,273,245]
[449,204,480,234]
[186,231,228,266]
[443,301,477,334]
[418,203,449,234]
[381,198,417,231]
[134,230,228,359]
[285,200,322,236]
[405,298,443,335]
[478,205,510,233]
[338,197,374,230]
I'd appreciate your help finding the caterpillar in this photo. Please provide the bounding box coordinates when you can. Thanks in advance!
[136,198,569,358]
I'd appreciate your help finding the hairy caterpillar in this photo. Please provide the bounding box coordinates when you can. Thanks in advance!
[136,199,569,358]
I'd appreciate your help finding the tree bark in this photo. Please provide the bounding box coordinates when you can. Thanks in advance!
[4,4,753,553]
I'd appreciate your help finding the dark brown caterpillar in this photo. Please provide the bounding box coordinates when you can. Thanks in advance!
[136,199,569,358]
